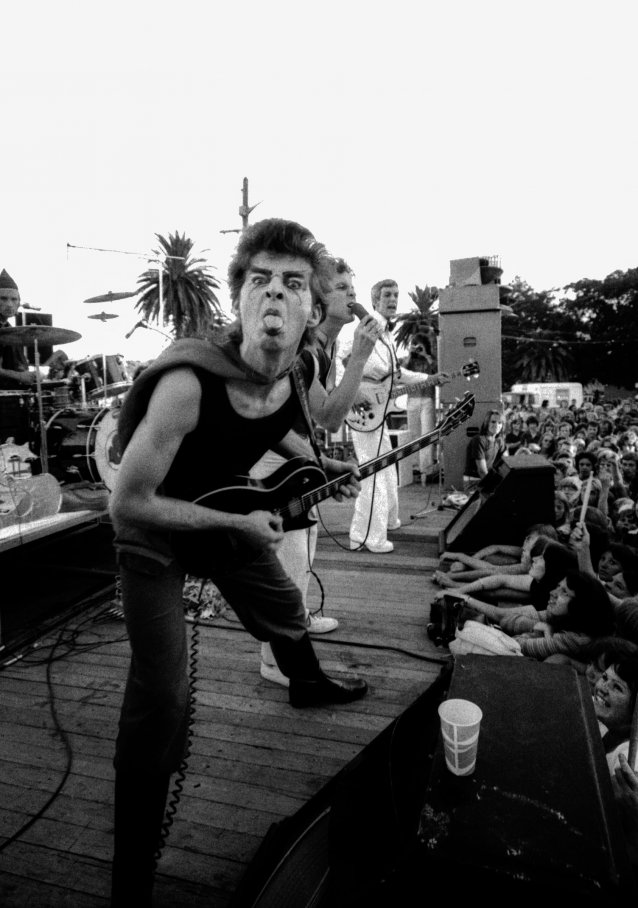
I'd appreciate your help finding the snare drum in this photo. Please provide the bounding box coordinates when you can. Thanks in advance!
[44,407,123,488]
[72,354,132,403]
[0,390,35,445]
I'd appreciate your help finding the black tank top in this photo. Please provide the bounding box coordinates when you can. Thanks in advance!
[163,364,310,504]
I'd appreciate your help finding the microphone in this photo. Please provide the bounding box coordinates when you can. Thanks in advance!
[125,319,147,339]
[349,302,371,320]
[19,302,42,311]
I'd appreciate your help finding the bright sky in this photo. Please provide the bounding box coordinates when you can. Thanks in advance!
[2,0,636,364]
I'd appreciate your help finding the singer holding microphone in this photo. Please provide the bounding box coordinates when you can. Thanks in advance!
[0,269,37,390]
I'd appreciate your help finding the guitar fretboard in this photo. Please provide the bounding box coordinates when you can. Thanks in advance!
[275,392,474,521]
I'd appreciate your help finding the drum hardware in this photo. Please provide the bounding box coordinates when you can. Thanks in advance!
[83,290,137,303]
[0,326,82,474]
[41,406,122,489]
[0,442,36,477]
[71,353,131,407]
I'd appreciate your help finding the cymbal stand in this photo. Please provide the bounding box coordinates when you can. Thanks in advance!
[33,338,48,473]
[101,351,108,407]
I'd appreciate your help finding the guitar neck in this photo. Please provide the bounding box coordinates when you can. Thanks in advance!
[298,426,441,512]
[390,367,464,401]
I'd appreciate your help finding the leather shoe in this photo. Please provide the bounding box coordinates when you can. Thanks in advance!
[289,672,368,708]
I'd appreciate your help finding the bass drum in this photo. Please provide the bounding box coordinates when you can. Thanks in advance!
[45,407,123,489]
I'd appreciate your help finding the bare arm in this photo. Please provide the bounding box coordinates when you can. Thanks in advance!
[568,522,596,577]
[109,368,285,551]
[307,318,379,432]
[437,572,533,597]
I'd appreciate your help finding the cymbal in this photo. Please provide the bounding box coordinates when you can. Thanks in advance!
[0,325,82,346]
[84,290,137,303]
[88,312,119,322]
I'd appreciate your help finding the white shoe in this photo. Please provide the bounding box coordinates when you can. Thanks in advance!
[307,613,339,634]
[260,660,290,688]
[388,519,402,530]
[351,539,394,554]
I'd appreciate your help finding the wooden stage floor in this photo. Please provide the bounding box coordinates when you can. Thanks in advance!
[0,481,456,907]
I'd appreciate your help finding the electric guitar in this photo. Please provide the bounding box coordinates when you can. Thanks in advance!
[171,392,475,577]
[346,360,480,432]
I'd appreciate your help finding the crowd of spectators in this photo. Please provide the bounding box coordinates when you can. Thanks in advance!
[436,393,638,874]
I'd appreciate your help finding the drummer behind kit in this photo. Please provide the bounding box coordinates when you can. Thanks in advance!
[0,323,129,527]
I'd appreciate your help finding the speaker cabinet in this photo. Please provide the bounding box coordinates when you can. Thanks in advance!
[438,282,503,489]
[440,454,555,554]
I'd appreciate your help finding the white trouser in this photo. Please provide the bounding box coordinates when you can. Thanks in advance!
[407,395,436,474]
[249,450,317,611]
[349,425,398,547]
[251,450,318,669]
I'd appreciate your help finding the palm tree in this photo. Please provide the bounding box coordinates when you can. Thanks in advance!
[516,332,575,382]
[393,284,439,360]
[135,232,226,338]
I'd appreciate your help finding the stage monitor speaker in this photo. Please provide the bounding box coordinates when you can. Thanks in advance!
[440,454,555,554]
[15,312,53,365]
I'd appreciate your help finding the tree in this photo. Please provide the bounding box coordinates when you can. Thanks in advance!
[393,284,439,360]
[563,268,638,389]
[500,277,579,387]
[135,232,226,338]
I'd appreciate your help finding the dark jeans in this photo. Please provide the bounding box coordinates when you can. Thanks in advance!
[114,547,306,776]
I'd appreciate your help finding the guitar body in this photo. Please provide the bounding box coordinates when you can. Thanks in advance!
[170,392,476,578]
[171,458,327,577]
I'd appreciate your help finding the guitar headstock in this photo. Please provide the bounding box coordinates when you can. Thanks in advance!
[461,360,480,380]
[436,392,475,437]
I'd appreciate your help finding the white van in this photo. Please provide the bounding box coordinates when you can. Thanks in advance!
[504,382,584,410]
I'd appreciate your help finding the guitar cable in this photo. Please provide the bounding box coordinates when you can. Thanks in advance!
[154,585,201,867]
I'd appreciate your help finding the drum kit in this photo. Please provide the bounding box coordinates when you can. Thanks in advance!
[0,289,140,495]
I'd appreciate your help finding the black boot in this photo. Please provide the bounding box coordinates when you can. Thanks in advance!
[269,632,368,708]
[110,770,171,907]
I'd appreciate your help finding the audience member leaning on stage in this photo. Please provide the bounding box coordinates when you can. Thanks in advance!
[434,538,577,612]
[108,219,370,905]
[256,255,380,685]
[340,278,450,554]
[445,568,615,660]
[435,523,558,584]
[0,269,36,389]
[591,656,638,772]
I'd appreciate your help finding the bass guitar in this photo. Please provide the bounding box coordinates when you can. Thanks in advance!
[346,360,479,432]
[172,392,475,577]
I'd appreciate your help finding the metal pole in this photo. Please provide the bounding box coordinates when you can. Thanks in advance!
[33,338,48,473]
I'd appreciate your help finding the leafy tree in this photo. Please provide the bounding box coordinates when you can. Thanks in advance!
[501,277,579,387]
[135,232,225,338]
[563,269,638,389]
[393,284,439,360]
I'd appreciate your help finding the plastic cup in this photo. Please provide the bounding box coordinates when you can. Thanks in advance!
[438,698,483,776]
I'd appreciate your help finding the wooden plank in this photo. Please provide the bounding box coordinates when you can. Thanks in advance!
[0,487,455,905]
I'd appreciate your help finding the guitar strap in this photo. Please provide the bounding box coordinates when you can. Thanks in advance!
[291,360,324,467]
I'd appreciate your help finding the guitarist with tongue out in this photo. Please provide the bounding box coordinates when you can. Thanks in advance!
[108,220,368,907]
